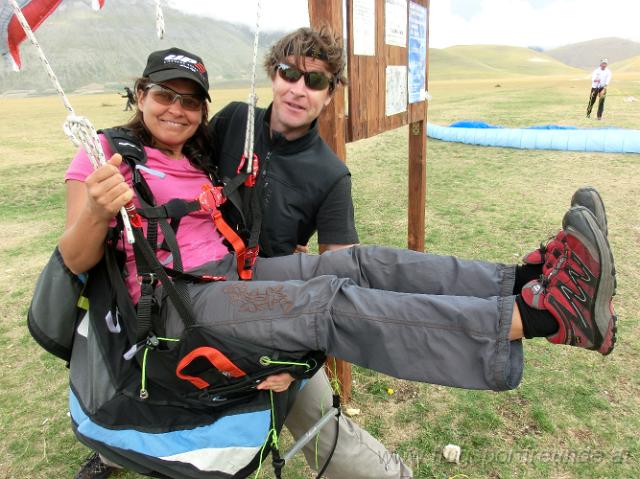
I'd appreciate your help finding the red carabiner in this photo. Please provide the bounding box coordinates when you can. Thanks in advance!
[238,246,259,280]
[237,153,259,187]
[124,201,143,228]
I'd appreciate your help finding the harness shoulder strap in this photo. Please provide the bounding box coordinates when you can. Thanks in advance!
[100,127,148,166]
[99,127,197,339]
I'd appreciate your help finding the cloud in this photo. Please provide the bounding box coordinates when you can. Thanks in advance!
[166,0,309,32]
[430,0,640,49]
[166,0,640,49]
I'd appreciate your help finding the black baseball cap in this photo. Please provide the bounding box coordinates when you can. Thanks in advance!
[143,47,211,101]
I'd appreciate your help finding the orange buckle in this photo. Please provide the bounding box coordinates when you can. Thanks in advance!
[198,184,226,212]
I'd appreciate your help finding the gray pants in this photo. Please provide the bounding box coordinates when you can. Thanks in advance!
[177,245,523,393]
[285,369,413,478]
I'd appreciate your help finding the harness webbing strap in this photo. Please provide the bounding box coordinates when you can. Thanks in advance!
[198,184,259,280]
[131,227,196,330]
[176,346,248,389]
[137,199,201,220]
[127,170,195,340]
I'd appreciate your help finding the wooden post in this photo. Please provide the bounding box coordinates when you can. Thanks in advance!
[308,0,430,399]
[408,119,426,251]
[407,0,429,252]
[308,0,352,402]
[308,0,347,161]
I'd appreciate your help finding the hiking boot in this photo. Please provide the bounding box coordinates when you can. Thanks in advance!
[521,206,616,355]
[571,186,616,293]
[74,452,114,479]
[523,186,610,278]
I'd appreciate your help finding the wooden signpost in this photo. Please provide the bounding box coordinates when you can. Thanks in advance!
[308,0,430,401]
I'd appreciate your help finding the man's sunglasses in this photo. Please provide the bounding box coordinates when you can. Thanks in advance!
[276,63,335,91]
[144,83,205,111]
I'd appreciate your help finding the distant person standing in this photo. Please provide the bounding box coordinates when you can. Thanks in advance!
[586,58,612,120]
[121,86,135,111]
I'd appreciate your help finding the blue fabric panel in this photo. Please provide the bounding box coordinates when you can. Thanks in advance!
[449,121,501,129]
[526,125,578,130]
[69,390,271,456]
[566,130,589,151]
[427,122,640,153]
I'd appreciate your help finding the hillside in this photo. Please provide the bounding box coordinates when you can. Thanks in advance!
[546,37,640,70]
[0,0,277,95]
[429,45,584,81]
[4,2,635,96]
[610,55,640,74]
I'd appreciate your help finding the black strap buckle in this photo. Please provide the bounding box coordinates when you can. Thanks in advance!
[137,272,158,285]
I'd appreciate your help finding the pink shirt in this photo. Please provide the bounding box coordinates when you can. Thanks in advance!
[65,134,230,300]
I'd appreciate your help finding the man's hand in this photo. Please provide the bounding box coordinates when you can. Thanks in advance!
[256,372,295,392]
[294,244,309,254]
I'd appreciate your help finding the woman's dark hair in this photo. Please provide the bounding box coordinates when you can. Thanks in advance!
[120,77,213,174]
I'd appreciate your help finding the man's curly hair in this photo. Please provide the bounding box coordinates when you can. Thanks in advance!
[264,26,348,91]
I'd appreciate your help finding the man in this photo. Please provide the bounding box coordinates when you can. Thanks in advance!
[209,27,412,479]
[120,86,135,111]
[586,58,612,120]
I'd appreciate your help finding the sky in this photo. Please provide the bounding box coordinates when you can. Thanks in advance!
[167,0,640,50]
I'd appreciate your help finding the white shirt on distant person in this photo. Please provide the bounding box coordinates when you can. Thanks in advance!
[591,67,612,89]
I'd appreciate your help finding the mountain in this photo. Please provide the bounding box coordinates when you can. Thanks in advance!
[610,55,640,74]
[545,37,640,70]
[428,45,583,81]
[4,2,634,95]
[0,0,279,95]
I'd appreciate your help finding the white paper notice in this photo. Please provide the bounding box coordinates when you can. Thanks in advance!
[408,2,427,103]
[385,0,407,47]
[385,65,407,116]
[353,0,376,56]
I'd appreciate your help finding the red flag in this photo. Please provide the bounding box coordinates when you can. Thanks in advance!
[1,0,105,70]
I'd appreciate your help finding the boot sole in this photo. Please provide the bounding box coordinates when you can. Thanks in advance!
[562,206,616,354]
[571,186,616,295]
[571,187,608,236]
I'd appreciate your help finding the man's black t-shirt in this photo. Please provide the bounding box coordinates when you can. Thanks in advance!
[208,102,359,257]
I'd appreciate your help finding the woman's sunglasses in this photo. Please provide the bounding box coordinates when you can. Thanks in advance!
[276,63,335,91]
[144,83,205,111]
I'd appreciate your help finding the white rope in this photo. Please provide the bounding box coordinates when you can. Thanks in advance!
[8,0,74,115]
[242,0,261,171]
[155,0,165,40]
[8,0,135,243]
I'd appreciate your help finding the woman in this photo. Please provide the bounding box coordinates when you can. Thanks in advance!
[61,47,616,479]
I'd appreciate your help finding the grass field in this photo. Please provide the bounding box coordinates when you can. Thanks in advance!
[1,75,639,479]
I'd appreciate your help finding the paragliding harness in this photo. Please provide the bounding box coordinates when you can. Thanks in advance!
[60,127,329,479]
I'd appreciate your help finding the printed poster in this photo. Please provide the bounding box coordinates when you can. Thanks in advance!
[408,2,427,103]
[385,0,407,47]
[353,0,376,56]
[385,65,407,116]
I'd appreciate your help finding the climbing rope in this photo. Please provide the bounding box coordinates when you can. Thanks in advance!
[242,0,261,173]
[8,0,136,243]
[155,0,165,39]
